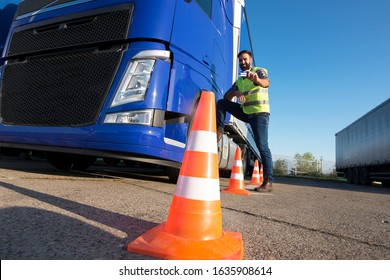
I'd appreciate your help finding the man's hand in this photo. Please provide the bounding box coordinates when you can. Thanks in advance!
[246,70,258,82]
[224,89,245,102]
[247,70,270,88]
[235,92,246,103]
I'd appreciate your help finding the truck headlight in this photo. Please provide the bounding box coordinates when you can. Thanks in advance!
[104,109,153,125]
[111,59,155,107]
[110,50,170,107]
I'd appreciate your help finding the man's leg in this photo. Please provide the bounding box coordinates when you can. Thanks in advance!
[250,113,274,189]
[216,99,250,141]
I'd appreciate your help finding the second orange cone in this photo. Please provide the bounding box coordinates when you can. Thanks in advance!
[250,159,263,185]
[221,147,250,195]
[127,91,243,259]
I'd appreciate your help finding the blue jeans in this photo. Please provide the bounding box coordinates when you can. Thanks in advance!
[216,99,274,183]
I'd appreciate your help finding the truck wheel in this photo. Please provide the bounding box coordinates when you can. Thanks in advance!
[46,152,96,171]
[359,167,372,185]
[166,167,179,184]
[240,146,249,176]
[353,167,361,185]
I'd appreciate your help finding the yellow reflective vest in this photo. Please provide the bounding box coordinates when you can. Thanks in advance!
[236,67,270,114]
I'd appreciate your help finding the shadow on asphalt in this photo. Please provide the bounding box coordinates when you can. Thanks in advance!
[0,181,159,260]
[0,155,171,184]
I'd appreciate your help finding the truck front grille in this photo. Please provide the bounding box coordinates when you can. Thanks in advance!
[7,9,131,57]
[0,7,132,127]
[1,47,123,126]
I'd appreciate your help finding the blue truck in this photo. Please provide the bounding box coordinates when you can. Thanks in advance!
[0,0,260,182]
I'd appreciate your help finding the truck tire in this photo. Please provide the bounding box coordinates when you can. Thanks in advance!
[166,167,179,184]
[240,146,249,176]
[353,167,361,184]
[359,167,372,185]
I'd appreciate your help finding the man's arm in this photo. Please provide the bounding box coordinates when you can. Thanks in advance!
[224,84,245,103]
[247,69,270,88]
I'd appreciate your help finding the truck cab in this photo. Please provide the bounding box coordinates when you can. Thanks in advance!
[0,0,259,182]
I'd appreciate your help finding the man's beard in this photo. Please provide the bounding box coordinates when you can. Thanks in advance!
[240,64,251,71]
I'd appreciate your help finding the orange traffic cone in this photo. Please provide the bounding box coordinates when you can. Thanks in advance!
[259,163,264,184]
[221,147,250,195]
[250,159,263,185]
[127,91,243,260]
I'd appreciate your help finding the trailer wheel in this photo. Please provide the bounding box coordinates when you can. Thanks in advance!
[353,167,361,185]
[346,168,354,184]
[359,167,372,185]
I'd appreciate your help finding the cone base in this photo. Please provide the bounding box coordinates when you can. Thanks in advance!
[221,187,250,196]
[127,223,243,260]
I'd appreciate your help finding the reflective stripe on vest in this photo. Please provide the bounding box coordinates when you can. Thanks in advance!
[236,67,270,114]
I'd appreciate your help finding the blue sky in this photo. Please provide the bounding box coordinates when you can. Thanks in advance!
[245,0,390,161]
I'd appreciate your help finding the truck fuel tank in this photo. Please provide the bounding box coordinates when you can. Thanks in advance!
[218,134,237,170]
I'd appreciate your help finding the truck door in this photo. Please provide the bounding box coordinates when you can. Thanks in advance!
[167,0,215,116]
[170,0,214,71]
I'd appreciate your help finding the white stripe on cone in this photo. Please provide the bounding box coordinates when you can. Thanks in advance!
[175,176,221,201]
[230,173,244,180]
[187,130,218,154]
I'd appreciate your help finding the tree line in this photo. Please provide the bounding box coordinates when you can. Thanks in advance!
[273,152,336,177]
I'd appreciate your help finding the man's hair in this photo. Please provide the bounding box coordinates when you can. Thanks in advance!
[237,50,252,58]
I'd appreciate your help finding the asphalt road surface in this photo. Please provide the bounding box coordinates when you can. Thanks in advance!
[1,155,389,260]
